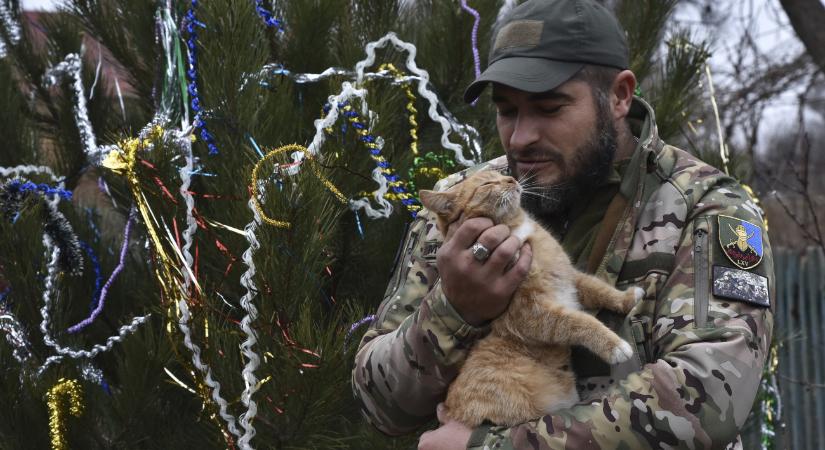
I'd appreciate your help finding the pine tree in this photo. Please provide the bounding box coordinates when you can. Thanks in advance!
[0,1,750,449]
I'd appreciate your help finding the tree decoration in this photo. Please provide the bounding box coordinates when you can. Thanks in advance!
[46,378,83,450]
[184,0,219,155]
[254,0,284,31]
[44,54,103,162]
[67,208,136,333]
[251,144,348,229]
[36,234,151,377]
[459,0,482,107]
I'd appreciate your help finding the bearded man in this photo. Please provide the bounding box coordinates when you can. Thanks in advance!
[352,0,774,448]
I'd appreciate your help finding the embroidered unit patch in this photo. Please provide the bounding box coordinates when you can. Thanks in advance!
[712,265,770,308]
[718,215,763,269]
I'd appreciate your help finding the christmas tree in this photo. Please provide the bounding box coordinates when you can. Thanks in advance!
[0,1,760,449]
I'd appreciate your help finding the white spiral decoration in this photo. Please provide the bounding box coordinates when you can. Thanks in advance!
[355,32,481,166]
[175,129,242,440]
[236,197,264,450]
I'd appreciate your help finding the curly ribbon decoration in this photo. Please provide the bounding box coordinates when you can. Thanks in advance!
[176,128,243,441]
[251,144,347,229]
[354,32,481,166]
[46,378,83,450]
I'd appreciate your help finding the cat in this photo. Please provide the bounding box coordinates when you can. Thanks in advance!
[418,169,643,427]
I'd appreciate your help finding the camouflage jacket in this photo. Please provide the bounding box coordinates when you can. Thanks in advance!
[352,98,774,449]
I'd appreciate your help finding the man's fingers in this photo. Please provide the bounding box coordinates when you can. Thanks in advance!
[504,242,532,281]
[474,224,511,254]
[447,217,493,249]
[485,235,521,270]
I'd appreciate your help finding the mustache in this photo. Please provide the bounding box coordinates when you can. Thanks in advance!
[511,147,564,163]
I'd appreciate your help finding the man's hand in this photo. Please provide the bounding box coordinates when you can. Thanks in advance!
[437,217,532,326]
[418,404,473,450]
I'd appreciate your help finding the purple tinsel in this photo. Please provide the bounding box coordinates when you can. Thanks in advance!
[67,208,135,333]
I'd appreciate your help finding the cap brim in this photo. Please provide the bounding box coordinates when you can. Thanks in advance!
[463,57,584,103]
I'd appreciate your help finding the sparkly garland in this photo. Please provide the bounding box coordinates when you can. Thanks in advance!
[323,101,421,218]
[46,378,83,450]
[254,0,284,30]
[1,179,84,276]
[251,144,348,229]
[184,0,219,155]
[44,54,102,162]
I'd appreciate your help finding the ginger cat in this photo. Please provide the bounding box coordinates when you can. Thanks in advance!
[419,170,643,427]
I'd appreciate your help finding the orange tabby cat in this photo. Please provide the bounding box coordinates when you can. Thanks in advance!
[419,170,643,427]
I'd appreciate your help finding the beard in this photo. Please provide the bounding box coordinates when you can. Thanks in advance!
[510,95,618,218]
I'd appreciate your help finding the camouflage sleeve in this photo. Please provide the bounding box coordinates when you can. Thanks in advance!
[352,213,490,435]
[469,187,774,449]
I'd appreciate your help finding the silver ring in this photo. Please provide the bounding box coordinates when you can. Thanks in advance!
[470,242,491,262]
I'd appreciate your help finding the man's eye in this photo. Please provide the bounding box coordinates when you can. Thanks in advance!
[497,108,516,117]
[540,106,562,115]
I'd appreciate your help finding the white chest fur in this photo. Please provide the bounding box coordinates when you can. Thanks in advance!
[511,219,535,244]
[511,218,582,311]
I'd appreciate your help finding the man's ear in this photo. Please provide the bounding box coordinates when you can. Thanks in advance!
[419,190,456,216]
[610,69,637,121]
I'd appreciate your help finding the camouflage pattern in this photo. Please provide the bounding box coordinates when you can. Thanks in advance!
[352,97,774,449]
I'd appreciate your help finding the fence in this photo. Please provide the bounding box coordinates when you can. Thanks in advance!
[774,247,825,449]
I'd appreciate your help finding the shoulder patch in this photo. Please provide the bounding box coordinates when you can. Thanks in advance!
[712,265,770,308]
[717,215,763,269]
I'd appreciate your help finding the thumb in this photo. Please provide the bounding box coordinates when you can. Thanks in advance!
[436,402,449,424]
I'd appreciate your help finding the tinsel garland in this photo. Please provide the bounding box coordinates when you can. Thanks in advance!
[1,179,83,276]
[254,0,284,30]
[251,144,348,229]
[36,234,150,377]
[46,378,83,450]
[184,0,219,155]
[45,54,102,163]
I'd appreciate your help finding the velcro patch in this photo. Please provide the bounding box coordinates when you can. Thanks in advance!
[712,265,770,308]
[494,20,543,51]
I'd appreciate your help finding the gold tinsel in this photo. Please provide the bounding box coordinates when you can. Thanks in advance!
[46,378,83,450]
[251,144,348,228]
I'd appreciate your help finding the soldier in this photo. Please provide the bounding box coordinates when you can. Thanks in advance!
[352,0,774,448]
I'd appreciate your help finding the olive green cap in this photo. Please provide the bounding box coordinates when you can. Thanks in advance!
[464,0,629,103]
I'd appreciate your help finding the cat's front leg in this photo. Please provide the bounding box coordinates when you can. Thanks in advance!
[535,305,634,364]
[574,272,644,313]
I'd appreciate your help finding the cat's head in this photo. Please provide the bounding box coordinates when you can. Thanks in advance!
[419,170,523,234]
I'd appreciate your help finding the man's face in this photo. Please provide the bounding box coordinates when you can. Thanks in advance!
[493,80,617,216]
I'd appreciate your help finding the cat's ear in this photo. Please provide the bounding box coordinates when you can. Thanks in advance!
[419,190,456,216]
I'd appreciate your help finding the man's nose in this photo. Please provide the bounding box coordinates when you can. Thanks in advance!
[508,115,541,152]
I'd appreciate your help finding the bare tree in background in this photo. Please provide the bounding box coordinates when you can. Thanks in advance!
[779,0,825,75]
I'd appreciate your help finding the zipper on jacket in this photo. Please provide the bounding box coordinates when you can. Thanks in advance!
[693,218,710,328]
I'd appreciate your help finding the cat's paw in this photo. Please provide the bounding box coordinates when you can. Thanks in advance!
[609,341,634,364]
[621,287,645,312]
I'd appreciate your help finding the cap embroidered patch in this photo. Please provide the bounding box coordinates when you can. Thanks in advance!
[712,266,770,308]
[718,215,763,269]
